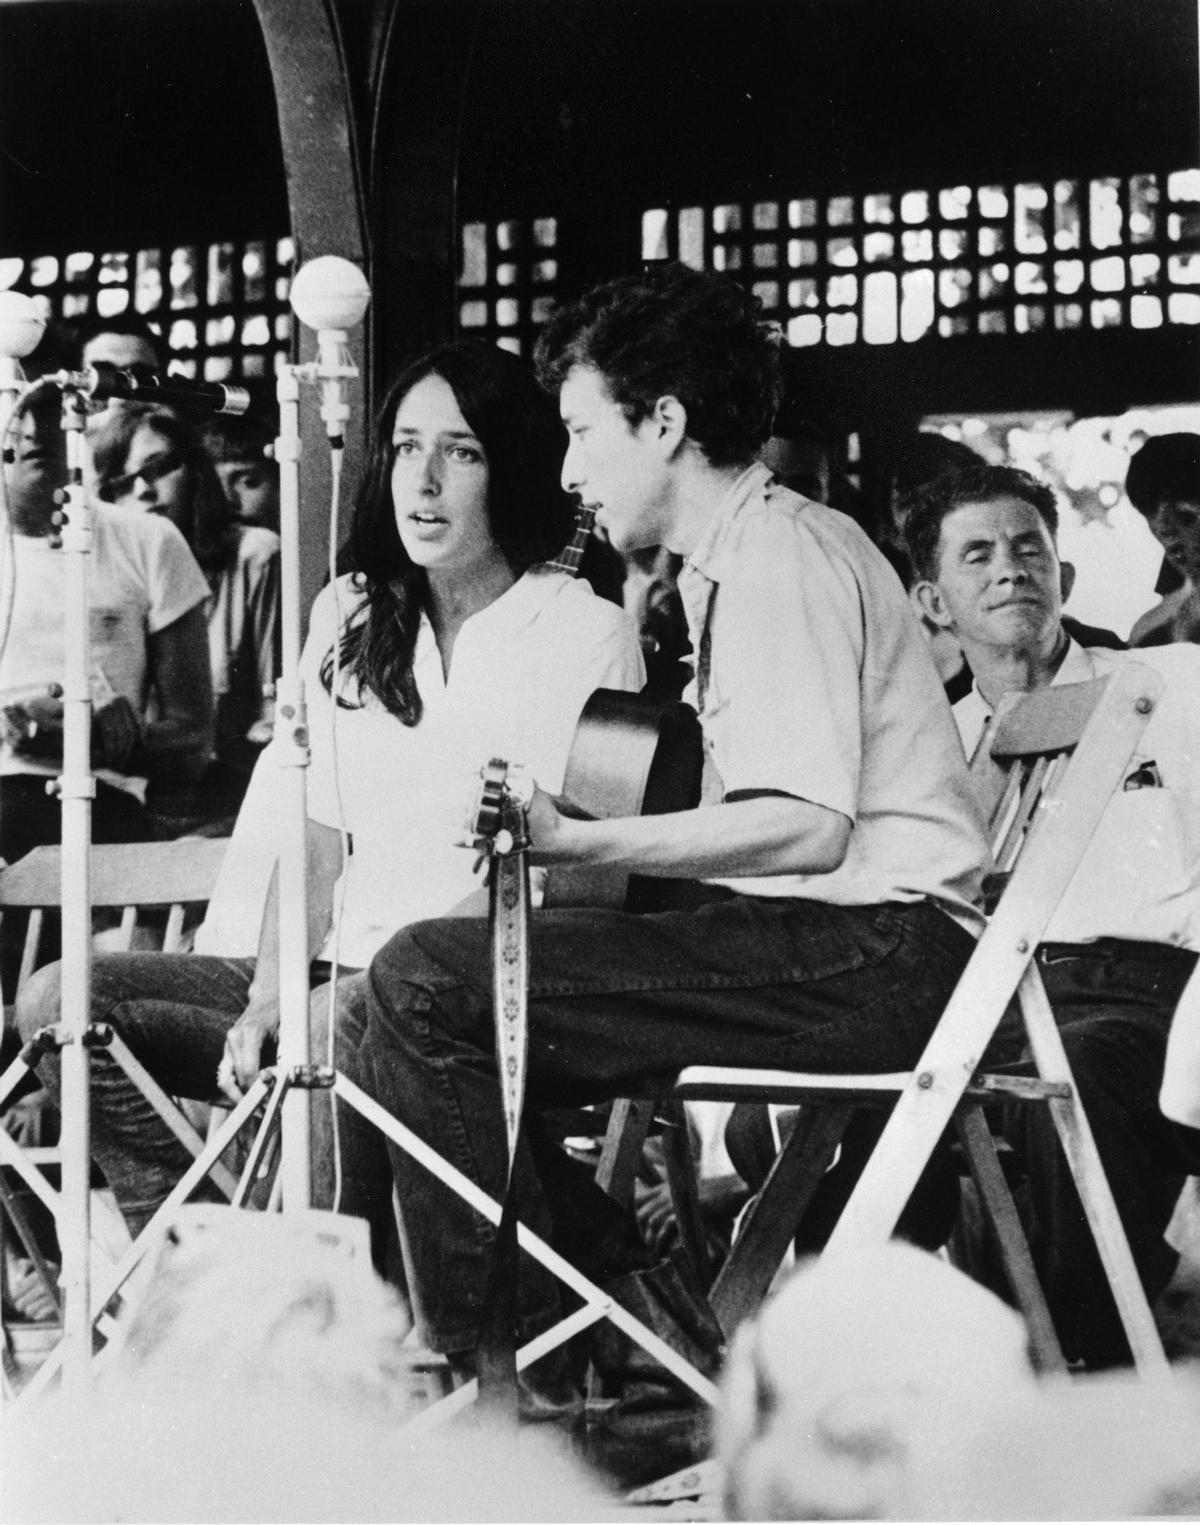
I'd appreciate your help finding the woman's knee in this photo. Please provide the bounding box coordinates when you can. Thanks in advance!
[14,960,63,1044]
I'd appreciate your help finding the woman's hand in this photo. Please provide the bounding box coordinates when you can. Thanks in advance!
[217,997,280,1101]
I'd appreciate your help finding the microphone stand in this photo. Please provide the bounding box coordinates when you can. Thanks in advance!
[270,362,315,1207]
[264,323,359,1207]
[52,381,96,1398]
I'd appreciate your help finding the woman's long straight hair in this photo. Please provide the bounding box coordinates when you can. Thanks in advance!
[321,340,573,725]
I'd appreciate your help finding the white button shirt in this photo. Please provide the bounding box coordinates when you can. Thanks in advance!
[197,566,643,966]
[953,640,1200,950]
[678,463,988,929]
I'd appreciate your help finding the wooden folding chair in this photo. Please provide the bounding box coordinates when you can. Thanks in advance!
[612,662,1171,1374]
[0,837,230,1390]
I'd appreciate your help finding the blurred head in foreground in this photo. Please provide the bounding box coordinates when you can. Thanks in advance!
[1,1206,614,1523]
[717,1240,1200,1520]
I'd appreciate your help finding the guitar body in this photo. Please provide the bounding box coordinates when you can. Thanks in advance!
[544,688,704,912]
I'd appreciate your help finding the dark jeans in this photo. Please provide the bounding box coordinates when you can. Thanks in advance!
[355,893,975,1354]
[986,938,1199,1367]
[14,953,390,1244]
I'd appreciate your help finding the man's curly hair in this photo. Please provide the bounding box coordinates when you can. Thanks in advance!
[535,262,782,467]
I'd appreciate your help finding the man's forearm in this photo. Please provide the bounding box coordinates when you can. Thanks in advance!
[537,794,851,879]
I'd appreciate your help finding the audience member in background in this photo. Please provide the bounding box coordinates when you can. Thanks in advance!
[90,403,280,828]
[0,370,212,1009]
[759,401,862,518]
[1126,433,1200,647]
[202,412,280,534]
[888,433,1125,700]
[16,342,643,1279]
[0,383,213,871]
[905,462,1200,1368]
[77,312,167,379]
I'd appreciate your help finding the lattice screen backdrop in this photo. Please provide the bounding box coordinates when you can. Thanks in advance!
[0,237,296,381]
[4,167,1197,373]
[459,166,1200,356]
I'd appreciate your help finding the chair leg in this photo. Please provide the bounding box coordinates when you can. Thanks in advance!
[710,1101,856,1338]
[658,1098,711,1288]
[0,1170,62,1322]
[595,1096,655,1206]
[1017,964,1168,1374]
[955,1103,1066,1373]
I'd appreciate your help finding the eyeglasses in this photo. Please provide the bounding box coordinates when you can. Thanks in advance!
[99,448,187,502]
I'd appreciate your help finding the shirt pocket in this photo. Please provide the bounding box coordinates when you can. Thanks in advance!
[1050,786,1197,944]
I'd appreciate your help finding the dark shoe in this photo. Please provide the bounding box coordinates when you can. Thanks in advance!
[584,1403,712,1491]
[584,1253,721,1489]
[447,1346,585,1427]
[590,1252,724,1411]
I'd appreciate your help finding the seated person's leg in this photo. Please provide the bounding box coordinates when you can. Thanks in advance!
[15,952,255,1237]
[1000,999,1185,1367]
[358,894,974,1360]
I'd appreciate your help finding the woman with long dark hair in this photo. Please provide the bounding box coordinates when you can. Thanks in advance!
[18,340,642,1260]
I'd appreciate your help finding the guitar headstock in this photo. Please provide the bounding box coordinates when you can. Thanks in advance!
[464,759,534,858]
[468,759,509,846]
[546,501,599,577]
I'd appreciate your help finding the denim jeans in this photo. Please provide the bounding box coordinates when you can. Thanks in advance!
[15,953,390,1242]
[356,893,975,1354]
[985,938,1199,1366]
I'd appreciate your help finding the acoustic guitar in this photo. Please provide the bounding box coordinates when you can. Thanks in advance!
[544,687,704,912]
[544,502,704,908]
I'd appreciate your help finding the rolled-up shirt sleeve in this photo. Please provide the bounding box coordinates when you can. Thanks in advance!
[702,510,864,821]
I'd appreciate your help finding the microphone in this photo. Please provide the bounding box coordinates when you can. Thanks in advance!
[0,290,47,409]
[46,362,251,416]
[288,256,371,445]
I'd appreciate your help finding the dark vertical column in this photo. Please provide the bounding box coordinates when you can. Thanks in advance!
[251,0,369,628]
[367,0,483,390]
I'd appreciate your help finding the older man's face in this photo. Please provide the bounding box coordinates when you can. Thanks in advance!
[921,495,1064,654]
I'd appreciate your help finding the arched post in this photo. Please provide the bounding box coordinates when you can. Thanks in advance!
[251,0,370,625]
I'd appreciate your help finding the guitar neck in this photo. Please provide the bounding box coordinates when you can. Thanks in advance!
[547,503,598,577]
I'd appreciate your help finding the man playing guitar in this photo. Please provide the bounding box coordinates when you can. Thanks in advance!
[351,263,990,1433]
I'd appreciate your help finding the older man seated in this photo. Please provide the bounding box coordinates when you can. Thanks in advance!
[905,462,1200,1368]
